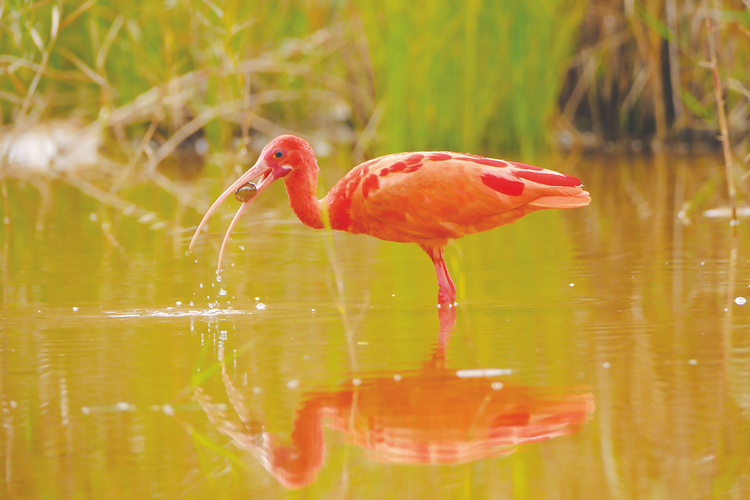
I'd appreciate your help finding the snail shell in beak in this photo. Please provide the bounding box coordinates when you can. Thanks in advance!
[234,182,257,202]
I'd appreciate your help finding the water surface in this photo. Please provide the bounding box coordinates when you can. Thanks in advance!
[1,154,749,499]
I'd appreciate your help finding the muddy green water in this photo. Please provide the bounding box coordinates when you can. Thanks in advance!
[1,155,749,499]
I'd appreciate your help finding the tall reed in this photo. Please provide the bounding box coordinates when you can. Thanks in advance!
[3,0,748,166]
[0,0,343,152]
[562,0,750,160]
[353,0,588,158]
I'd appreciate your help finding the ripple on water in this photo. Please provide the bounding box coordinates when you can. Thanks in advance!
[103,308,252,318]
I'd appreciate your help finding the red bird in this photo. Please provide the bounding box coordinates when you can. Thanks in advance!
[189,135,590,305]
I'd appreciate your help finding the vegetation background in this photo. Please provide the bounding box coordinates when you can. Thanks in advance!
[1,0,748,209]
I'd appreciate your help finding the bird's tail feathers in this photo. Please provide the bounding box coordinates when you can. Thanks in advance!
[527,190,591,209]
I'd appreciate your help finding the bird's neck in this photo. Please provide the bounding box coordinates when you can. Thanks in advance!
[283,167,325,230]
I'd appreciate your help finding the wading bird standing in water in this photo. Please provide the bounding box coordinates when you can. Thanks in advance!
[189,135,590,305]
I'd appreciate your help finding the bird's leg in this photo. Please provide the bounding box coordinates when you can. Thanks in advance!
[421,245,456,306]
[429,305,457,368]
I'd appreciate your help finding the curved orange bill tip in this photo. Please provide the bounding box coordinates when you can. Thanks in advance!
[188,161,269,254]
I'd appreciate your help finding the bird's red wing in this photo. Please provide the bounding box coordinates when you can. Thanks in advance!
[348,153,588,242]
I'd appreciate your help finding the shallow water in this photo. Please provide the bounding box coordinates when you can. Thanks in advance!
[1,154,749,499]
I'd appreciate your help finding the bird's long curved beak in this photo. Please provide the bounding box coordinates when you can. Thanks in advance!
[188,159,286,273]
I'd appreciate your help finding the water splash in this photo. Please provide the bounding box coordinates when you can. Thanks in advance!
[103,308,251,318]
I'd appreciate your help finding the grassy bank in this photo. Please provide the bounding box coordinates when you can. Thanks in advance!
[1,0,586,164]
[562,0,749,157]
[1,0,748,165]
[0,0,348,157]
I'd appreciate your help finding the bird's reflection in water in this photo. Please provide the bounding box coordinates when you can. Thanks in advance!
[194,308,594,489]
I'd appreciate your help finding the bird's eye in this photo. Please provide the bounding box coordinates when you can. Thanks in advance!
[274,150,283,158]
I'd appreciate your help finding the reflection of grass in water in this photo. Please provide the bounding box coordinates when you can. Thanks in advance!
[184,420,247,481]
[320,203,370,374]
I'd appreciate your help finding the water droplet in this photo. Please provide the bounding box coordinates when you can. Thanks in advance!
[352,378,362,386]
[72,307,78,312]
[254,297,260,301]
[569,283,575,287]
[216,275,222,283]
[176,301,181,306]
[688,359,698,365]
[189,301,194,307]
[256,303,266,310]
[162,404,175,416]
[286,379,299,389]
[602,362,610,369]
[218,289,227,296]
[89,213,97,221]
[239,246,245,250]
[491,382,504,391]
[735,297,747,305]
[199,284,203,288]
[393,374,402,381]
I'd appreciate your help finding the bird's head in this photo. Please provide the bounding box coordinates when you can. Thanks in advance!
[188,134,317,272]
[257,134,317,180]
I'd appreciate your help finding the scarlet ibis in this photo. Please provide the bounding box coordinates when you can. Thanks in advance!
[189,135,590,305]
